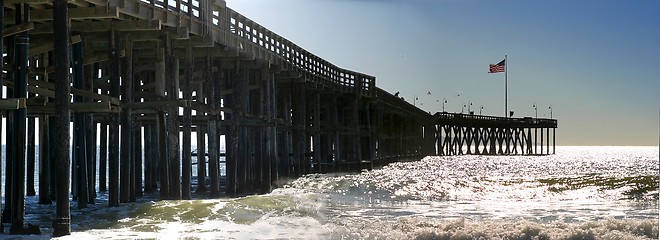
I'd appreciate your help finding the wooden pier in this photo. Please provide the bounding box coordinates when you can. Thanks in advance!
[0,0,557,235]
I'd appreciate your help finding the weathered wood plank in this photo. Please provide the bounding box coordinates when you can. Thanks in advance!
[0,98,26,110]
[40,7,120,21]
[2,21,33,37]
[30,35,81,56]
[31,20,161,34]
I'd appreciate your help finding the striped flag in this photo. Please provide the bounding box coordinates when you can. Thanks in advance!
[489,59,506,73]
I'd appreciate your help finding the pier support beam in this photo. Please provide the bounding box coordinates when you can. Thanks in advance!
[10,3,29,233]
[120,37,134,203]
[166,44,181,200]
[196,83,207,194]
[108,30,121,207]
[0,0,4,227]
[52,0,71,235]
[72,39,89,209]
[181,43,193,200]
[207,57,220,197]
[99,123,108,192]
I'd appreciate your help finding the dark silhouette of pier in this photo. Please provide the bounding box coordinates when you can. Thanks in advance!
[0,0,557,236]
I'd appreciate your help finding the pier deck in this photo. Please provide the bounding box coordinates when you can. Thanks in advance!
[0,0,557,235]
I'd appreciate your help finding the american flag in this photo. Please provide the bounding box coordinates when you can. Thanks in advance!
[489,59,506,73]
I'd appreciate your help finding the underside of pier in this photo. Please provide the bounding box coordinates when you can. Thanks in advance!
[0,0,556,235]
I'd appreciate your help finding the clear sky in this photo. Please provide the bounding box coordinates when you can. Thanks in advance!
[228,0,659,146]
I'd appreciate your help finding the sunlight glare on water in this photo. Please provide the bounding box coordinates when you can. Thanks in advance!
[39,146,659,239]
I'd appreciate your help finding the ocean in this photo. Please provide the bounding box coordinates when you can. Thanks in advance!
[3,146,659,239]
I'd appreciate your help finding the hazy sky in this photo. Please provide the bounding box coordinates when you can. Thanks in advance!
[228,0,659,146]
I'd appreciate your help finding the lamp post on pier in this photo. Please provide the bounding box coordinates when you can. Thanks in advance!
[480,105,484,115]
[414,95,418,106]
[549,105,553,119]
[468,101,473,114]
[533,103,538,119]
[462,103,466,114]
[443,98,447,112]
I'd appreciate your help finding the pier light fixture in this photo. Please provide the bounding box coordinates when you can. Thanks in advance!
[533,103,538,119]
[549,105,553,119]
[443,98,447,112]
[462,103,466,114]
[480,105,484,115]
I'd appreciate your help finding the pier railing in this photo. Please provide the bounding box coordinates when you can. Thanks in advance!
[58,0,375,96]
[223,8,375,96]
[375,87,433,123]
[434,112,558,128]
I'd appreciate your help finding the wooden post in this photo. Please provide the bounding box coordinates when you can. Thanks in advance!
[300,83,309,175]
[181,42,193,200]
[534,127,538,155]
[72,40,89,209]
[52,0,71,234]
[351,95,361,169]
[207,57,220,197]
[269,72,278,187]
[132,123,141,198]
[541,126,544,155]
[10,3,29,233]
[84,63,96,203]
[553,128,556,154]
[120,37,134,203]
[291,82,303,176]
[312,92,321,173]
[108,30,121,207]
[237,66,249,193]
[99,123,108,192]
[3,35,14,226]
[155,45,170,200]
[225,63,237,194]
[143,124,155,193]
[166,41,181,200]
[38,113,51,204]
[546,127,550,155]
[331,95,340,172]
[261,68,273,191]
[196,83,207,193]
[0,0,4,226]
[26,116,35,196]
[277,85,291,177]
[37,52,52,204]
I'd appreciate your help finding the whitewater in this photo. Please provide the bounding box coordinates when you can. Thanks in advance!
[2,146,658,239]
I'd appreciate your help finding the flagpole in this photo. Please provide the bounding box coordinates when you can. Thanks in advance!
[505,54,508,118]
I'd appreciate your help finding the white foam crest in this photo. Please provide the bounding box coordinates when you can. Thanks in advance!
[327,217,659,240]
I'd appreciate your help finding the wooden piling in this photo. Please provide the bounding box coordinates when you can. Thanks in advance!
[38,114,51,204]
[10,3,29,233]
[143,124,156,193]
[108,30,121,207]
[26,116,35,196]
[166,39,181,200]
[181,42,193,200]
[155,44,170,200]
[133,123,142,200]
[52,0,72,234]
[0,0,4,227]
[196,83,207,194]
[72,40,89,209]
[120,37,134,203]
[99,123,108,192]
[85,63,97,202]
[206,56,220,197]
